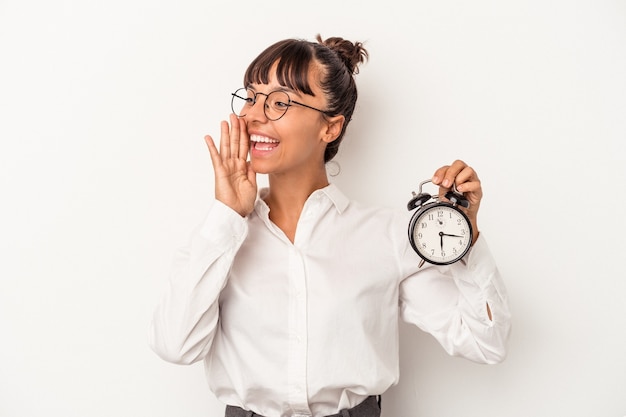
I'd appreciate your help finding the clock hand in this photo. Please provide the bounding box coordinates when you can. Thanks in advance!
[441,233,463,238]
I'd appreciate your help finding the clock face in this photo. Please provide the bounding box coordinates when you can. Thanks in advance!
[409,203,473,265]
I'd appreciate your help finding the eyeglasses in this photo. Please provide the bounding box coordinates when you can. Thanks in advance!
[231,87,329,121]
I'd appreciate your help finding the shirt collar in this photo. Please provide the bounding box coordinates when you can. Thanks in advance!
[318,183,350,214]
[255,182,350,216]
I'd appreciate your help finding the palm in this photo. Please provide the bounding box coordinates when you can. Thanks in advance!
[213,156,256,215]
[205,115,257,217]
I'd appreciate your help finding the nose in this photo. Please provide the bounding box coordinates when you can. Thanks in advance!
[245,92,269,121]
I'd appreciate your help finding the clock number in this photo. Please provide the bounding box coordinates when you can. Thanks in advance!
[428,214,434,221]
[421,222,427,228]
[437,210,444,217]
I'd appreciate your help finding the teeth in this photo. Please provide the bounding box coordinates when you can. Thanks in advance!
[250,134,278,143]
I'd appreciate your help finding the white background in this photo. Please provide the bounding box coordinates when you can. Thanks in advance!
[1,0,625,416]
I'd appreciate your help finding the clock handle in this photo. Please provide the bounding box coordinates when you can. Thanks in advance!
[407,179,438,210]
[408,179,470,210]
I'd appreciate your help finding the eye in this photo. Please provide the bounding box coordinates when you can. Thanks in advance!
[267,91,291,110]
[273,100,290,109]
[240,89,255,102]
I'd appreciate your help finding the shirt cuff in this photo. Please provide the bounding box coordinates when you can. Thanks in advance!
[198,200,248,246]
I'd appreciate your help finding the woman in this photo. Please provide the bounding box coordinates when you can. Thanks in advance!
[149,34,511,417]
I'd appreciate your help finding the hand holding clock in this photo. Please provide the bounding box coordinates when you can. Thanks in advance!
[431,160,482,246]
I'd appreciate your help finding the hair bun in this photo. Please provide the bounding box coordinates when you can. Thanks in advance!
[316,34,369,74]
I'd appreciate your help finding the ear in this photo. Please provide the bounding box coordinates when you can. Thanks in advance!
[321,115,345,144]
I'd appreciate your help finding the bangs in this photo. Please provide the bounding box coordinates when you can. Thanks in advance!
[243,39,316,96]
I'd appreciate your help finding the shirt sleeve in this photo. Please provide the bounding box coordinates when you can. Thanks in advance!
[398,232,512,364]
[148,200,248,365]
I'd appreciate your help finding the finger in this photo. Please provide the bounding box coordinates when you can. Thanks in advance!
[205,135,222,170]
[433,161,478,201]
[433,164,462,190]
[219,120,231,159]
[229,113,240,159]
[453,167,483,210]
[236,116,250,160]
[432,165,450,186]
[453,164,476,187]
[443,160,468,188]
[433,160,470,187]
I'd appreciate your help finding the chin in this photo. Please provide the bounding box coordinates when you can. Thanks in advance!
[250,160,272,175]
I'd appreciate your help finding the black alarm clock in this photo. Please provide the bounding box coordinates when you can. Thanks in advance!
[407,179,473,266]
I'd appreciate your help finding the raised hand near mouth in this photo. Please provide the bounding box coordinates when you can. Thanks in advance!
[205,114,257,217]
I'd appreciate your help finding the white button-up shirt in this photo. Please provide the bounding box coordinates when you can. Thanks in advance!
[149,184,511,417]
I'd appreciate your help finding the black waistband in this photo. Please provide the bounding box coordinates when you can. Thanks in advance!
[224,395,381,417]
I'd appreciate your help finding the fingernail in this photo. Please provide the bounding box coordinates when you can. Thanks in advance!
[432,176,440,184]
[443,179,451,187]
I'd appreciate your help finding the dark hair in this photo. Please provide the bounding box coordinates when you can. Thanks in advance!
[243,34,369,162]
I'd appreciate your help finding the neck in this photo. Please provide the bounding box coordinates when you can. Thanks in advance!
[265,171,329,211]
[263,169,329,242]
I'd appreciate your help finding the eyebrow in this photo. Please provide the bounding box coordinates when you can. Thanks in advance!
[247,84,285,90]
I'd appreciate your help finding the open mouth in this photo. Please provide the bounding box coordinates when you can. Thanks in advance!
[250,134,279,151]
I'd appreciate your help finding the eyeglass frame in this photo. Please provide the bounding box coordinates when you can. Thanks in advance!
[230,87,332,121]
